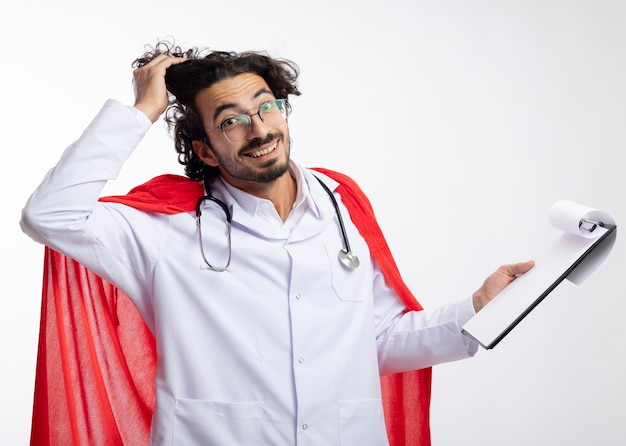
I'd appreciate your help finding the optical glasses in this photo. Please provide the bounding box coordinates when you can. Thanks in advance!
[206,99,288,143]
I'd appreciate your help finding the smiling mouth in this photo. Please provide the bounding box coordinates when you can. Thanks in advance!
[247,141,278,158]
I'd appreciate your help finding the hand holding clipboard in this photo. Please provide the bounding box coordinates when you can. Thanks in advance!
[462,200,617,349]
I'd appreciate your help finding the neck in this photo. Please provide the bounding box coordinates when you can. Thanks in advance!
[227,170,297,222]
[267,174,297,222]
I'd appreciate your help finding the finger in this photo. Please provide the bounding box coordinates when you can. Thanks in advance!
[141,53,186,66]
[133,54,186,80]
[149,53,187,70]
[500,260,535,278]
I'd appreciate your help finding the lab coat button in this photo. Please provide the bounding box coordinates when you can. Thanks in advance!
[302,424,308,430]
[295,293,302,300]
[298,357,304,364]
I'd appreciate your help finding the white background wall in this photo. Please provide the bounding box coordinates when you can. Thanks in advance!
[2,1,625,444]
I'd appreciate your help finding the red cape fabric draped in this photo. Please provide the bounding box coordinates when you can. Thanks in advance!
[30,170,432,445]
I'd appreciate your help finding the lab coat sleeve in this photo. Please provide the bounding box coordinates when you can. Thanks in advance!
[20,100,160,305]
[374,262,479,375]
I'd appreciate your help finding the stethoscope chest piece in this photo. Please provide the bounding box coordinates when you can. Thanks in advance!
[338,249,360,269]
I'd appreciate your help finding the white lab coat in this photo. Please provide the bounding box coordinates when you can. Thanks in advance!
[21,99,477,445]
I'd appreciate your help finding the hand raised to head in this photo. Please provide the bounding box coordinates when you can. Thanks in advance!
[472,260,535,312]
[132,54,186,123]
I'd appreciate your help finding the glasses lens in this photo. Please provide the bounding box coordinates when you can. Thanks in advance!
[259,100,287,125]
[222,115,250,143]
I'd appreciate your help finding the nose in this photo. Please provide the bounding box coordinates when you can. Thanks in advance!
[247,112,269,140]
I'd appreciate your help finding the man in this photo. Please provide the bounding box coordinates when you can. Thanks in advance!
[21,41,533,445]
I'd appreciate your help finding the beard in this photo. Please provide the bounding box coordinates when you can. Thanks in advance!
[213,131,291,184]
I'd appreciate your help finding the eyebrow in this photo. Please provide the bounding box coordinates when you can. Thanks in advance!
[212,88,273,123]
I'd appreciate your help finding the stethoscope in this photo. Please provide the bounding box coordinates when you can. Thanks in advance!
[195,175,360,272]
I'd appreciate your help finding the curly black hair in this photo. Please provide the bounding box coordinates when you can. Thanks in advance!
[132,39,301,182]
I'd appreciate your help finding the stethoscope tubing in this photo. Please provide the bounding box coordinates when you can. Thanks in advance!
[195,174,359,271]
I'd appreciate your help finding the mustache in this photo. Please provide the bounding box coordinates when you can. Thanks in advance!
[239,132,284,155]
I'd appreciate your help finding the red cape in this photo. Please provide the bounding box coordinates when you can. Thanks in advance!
[31,169,432,445]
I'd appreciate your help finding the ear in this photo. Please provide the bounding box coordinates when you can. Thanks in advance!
[192,139,220,167]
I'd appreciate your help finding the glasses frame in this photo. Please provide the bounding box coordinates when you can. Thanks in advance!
[206,98,289,143]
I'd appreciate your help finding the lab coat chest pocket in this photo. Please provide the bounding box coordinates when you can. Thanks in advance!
[173,399,261,445]
[323,237,367,302]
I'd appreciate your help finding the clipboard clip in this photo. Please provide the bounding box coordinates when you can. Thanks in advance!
[579,218,604,232]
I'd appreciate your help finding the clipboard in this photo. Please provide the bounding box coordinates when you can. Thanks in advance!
[461,200,617,350]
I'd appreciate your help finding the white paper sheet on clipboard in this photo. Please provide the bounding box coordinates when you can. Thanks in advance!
[461,200,617,350]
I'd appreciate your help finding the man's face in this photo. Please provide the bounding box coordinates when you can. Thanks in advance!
[192,72,291,190]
